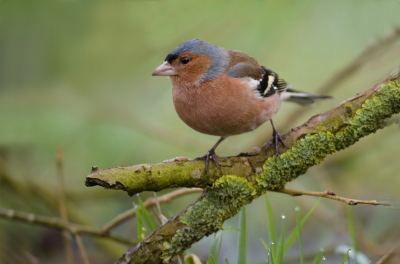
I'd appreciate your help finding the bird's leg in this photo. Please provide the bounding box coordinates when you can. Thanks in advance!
[265,119,287,159]
[195,136,226,177]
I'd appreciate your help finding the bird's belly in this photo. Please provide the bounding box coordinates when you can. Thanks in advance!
[173,90,281,137]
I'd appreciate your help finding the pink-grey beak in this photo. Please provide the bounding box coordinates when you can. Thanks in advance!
[152,61,177,76]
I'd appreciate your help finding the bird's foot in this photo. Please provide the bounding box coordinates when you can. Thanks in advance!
[195,149,220,177]
[194,155,206,161]
[194,137,225,178]
[265,128,287,160]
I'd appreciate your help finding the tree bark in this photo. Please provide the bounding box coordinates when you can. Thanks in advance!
[85,75,400,264]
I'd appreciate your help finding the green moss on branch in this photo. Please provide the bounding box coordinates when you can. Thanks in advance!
[87,77,400,197]
[258,78,400,189]
[161,175,256,262]
[106,76,400,264]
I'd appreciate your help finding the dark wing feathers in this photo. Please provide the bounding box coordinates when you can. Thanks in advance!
[225,50,332,103]
[226,50,289,98]
[226,49,264,79]
[227,62,264,79]
[260,67,289,97]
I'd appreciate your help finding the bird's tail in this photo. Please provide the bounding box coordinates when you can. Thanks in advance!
[281,88,332,106]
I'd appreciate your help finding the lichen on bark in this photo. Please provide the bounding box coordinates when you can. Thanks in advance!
[258,78,400,189]
[91,76,400,264]
[161,175,257,262]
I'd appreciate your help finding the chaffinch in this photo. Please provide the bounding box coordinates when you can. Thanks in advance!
[152,39,331,176]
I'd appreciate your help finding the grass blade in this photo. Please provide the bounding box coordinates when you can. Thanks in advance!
[217,233,223,263]
[313,248,324,264]
[137,194,156,232]
[135,203,145,242]
[270,242,276,264]
[224,256,230,264]
[260,239,278,264]
[237,206,247,264]
[347,206,357,264]
[208,233,220,264]
[260,238,270,252]
[341,249,351,264]
[276,214,285,264]
[284,198,322,252]
[265,194,277,254]
[296,207,304,264]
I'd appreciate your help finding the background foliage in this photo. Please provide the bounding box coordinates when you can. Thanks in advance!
[0,1,399,263]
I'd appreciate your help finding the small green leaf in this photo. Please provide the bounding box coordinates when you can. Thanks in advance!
[224,256,231,264]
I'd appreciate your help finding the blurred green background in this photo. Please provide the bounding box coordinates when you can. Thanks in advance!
[1,1,399,263]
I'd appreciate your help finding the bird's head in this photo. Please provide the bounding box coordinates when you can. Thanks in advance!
[152,39,229,86]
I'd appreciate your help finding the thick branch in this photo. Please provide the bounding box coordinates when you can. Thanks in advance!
[86,76,399,263]
[86,76,400,195]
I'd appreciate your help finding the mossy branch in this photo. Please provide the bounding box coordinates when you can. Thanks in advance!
[86,75,400,195]
[85,76,400,264]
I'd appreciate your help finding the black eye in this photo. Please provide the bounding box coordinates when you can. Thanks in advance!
[181,57,190,64]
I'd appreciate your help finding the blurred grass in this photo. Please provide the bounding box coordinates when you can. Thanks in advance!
[237,207,247,264]
[1,1,400,263]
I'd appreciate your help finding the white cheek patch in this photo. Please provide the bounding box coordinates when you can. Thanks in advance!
[243,78,263,98]
[243,77,263,99]
[244,78,261,89]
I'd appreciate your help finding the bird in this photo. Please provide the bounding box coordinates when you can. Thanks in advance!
[152,39,331,177]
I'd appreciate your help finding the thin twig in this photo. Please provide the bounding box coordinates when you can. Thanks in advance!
[74,233,90,264]
[375,246,398,264]
[153,192,168,225]
[277,27,400,132]
[111,76,400,263]
[317,27,400,95]
[306,167,383,254]
[21,249,40,264]
[272,189,391,206]
[101,188,202,234]
[0,208,137,245]
[56,146,74,264]
[177,256,183,264]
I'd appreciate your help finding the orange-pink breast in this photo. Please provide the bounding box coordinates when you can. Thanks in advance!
[171,74,282,137]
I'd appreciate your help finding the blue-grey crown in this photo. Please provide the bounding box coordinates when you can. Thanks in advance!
[166,39,229,81]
